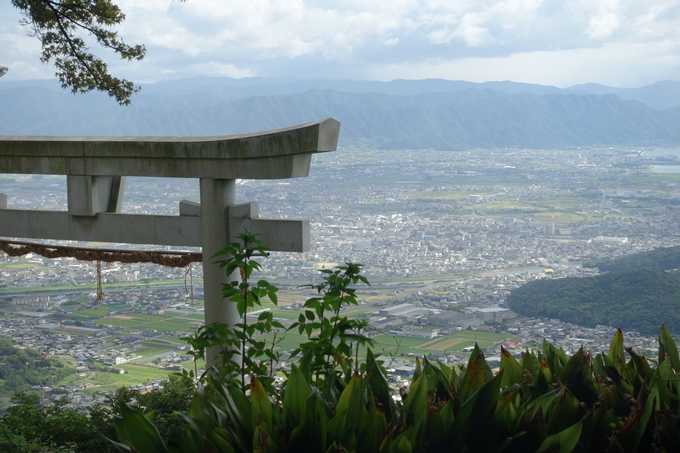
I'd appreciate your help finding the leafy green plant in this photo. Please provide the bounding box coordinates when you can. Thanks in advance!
[182,230,283,391]
[289,262,374,385]
[109,323,680,453]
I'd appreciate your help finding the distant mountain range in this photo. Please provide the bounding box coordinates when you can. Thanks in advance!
[2,77,680,150]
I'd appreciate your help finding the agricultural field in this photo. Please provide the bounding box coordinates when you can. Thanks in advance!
[408,190,487,200]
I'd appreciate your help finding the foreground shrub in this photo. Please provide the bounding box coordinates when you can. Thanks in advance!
[109,235,680,452]
[110,324,680,453]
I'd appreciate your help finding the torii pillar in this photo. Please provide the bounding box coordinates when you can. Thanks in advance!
[0,118,340,351]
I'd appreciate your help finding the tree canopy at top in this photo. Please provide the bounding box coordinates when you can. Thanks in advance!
[11,0,148,105]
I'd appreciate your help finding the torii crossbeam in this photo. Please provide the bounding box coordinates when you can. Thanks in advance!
[0,118,340,355]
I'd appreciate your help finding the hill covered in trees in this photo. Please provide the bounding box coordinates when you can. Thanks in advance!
[584,245,680,273]
[0,337,71,394]
[507,267,680,333]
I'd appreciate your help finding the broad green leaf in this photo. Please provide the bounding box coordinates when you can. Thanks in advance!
[423,357,440,391]
[166,426,204,453]
[173,411,205,453]
[393,427,416,453]
[424,400,453,452]
[114,402,168,453]
[492,387,519,439]
[108,438,135,453]
[460,344,489,403]
[287,421,308,452]
[204,429,236,453]
[283,365,311,428]
[659,324,680,372]
[627,349,654,382]
[526,390,559,422]
[592,353,606,377]
[607,329,626,375]
[650,360,678,408]
[250,377,274,451]
[558,348,597,406]
[520,350,541,382]
[500,347,522,389]
[412,357,422,383]
[450,371,504,450]
[543,339,559,375]
[546,389,585,434]
[335,373,364,425]
[638,385,660,447]
[402,371,428,425]
[366,349,396,422]
[438,361,453,382]
[530,361,551,399]
[216,384,253,452]
[306,390,328,453]
[536,417,583,453]
[357,393,378,453]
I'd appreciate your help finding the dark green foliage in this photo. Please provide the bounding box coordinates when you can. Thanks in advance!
[0,392,108,453]
[584,245,680,273]
[109,325,680,453]
[96,373,195,441]
[0,336,72,394]
[0,373,195,453]
[289,262,374,385]
[507,267,680,333]
[11,0,145,104]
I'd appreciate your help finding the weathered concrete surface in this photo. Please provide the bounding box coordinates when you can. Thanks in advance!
[200,178,238,354]
[0,204,309,251]
[67,176,125,216]
[0,118,340,179]
[0,209,202,246]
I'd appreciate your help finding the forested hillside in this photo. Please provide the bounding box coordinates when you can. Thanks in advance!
[507,267,680,333]
[0,337,71,394]
[583,245,680,272]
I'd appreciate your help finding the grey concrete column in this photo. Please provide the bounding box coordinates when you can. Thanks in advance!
[199,178,238,365]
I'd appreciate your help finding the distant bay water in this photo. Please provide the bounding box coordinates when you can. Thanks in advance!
[652,166,680,174]
[647,147,680,157]
[648,147,680,173]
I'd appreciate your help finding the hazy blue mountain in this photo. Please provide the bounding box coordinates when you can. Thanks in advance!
[138,77,570,98]
[7,76,679,109]
[566,81,680,110]
[1,79,680,149]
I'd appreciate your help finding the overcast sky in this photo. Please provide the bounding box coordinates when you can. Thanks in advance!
[1,0,679,87]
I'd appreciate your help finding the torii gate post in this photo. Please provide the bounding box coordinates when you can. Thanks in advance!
[0,118,340,363]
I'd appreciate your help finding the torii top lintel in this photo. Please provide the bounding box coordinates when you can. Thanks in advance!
[0,118,340,179]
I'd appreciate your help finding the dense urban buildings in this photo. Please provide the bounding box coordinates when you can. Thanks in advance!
[0,145,678,405]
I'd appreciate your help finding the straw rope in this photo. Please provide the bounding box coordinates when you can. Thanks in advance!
[0,239,202,267]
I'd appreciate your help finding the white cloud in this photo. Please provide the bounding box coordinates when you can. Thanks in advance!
[585,9,620,39]
[365,40,680,87]
[0,0,679,87]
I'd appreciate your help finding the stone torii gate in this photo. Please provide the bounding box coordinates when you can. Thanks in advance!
[0,118,340,343]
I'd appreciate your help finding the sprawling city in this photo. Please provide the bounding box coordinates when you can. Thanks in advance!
[1,145,678,410]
